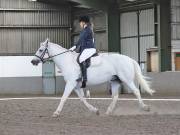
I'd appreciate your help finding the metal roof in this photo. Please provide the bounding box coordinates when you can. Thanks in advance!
[39,0,162,10]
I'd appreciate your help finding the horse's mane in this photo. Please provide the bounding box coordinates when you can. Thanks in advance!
[49,42,66,50]
[49,42,78,56]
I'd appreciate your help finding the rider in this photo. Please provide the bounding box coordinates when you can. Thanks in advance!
[69,15,96,88]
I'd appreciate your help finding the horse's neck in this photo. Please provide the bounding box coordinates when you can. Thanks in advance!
[48,43,67,56]
[48,43,76,74]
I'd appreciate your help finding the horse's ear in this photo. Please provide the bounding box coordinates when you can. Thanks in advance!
[45,38,49,43]
[45,38,49,47]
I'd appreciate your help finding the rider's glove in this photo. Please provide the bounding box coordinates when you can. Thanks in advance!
[69,46,76,51]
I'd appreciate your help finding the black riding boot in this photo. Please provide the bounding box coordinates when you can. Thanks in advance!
[80,61,87,88]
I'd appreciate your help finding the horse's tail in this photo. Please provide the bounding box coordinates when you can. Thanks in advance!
[133,60,155,95]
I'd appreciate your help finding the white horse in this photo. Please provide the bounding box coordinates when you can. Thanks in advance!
[31,39,155,117]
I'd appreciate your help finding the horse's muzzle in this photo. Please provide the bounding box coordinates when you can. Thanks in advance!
[31,59,40,66]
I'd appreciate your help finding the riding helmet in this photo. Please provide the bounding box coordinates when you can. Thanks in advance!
[79,16,90,23]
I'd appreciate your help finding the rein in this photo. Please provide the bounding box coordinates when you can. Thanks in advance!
[35,48,71,63]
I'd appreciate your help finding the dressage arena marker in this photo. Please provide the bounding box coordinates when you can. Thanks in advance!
[0,97,180,101]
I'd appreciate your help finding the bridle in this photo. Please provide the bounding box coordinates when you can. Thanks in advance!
[34,46,71,63]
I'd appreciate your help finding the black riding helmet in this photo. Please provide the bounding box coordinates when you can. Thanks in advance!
[79,16,90,23]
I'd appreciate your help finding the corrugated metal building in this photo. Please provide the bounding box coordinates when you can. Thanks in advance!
[120,8,155,72]
[72,0,171,73]
[0,0,71,55]
[171,0,180,71]
[0,0,178,95]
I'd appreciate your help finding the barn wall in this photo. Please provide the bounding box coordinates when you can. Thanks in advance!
[148,72,180,96]
[171,0,180,40]
[0,77,43,94]
[120,8,155,72]
[0,0,71,55]
[171,0,180,71]
[0,0,71,94]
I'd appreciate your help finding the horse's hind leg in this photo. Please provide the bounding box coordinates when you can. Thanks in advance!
[127,82,150,111]
[106,81,120,115]
[74,88,99,115]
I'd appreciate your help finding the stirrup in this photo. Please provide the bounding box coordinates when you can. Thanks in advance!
[81,81,86,88]
[76,77,82,82]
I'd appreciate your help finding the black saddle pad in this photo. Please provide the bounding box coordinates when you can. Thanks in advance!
[77,52,98,67]
[85,52,98,68]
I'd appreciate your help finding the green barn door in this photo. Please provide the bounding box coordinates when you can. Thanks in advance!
[42,60,56,94]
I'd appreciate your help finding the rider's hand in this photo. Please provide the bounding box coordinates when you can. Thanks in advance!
[69,46,76,51]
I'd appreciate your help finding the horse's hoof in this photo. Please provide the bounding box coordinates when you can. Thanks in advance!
[96,110,100,115]
[86,90,91,98]
[52,112,60,118]
[141,105,150,112]
[105,111,112,115]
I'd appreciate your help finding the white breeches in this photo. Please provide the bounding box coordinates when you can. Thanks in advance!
[79,48,96,63]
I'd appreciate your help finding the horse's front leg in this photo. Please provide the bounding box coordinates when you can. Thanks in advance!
[74,88,99,115]
[52,81,77,117]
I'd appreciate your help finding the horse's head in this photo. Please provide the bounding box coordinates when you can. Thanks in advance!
[31,38,49,66]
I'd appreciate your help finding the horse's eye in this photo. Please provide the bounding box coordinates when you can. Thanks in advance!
[39,49,43,52]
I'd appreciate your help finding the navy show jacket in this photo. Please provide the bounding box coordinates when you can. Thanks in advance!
[75,24,95,53]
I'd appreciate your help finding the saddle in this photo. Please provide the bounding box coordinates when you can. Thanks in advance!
[77,52,100,68]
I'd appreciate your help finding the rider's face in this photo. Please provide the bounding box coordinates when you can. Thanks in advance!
[79,21,85,29]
